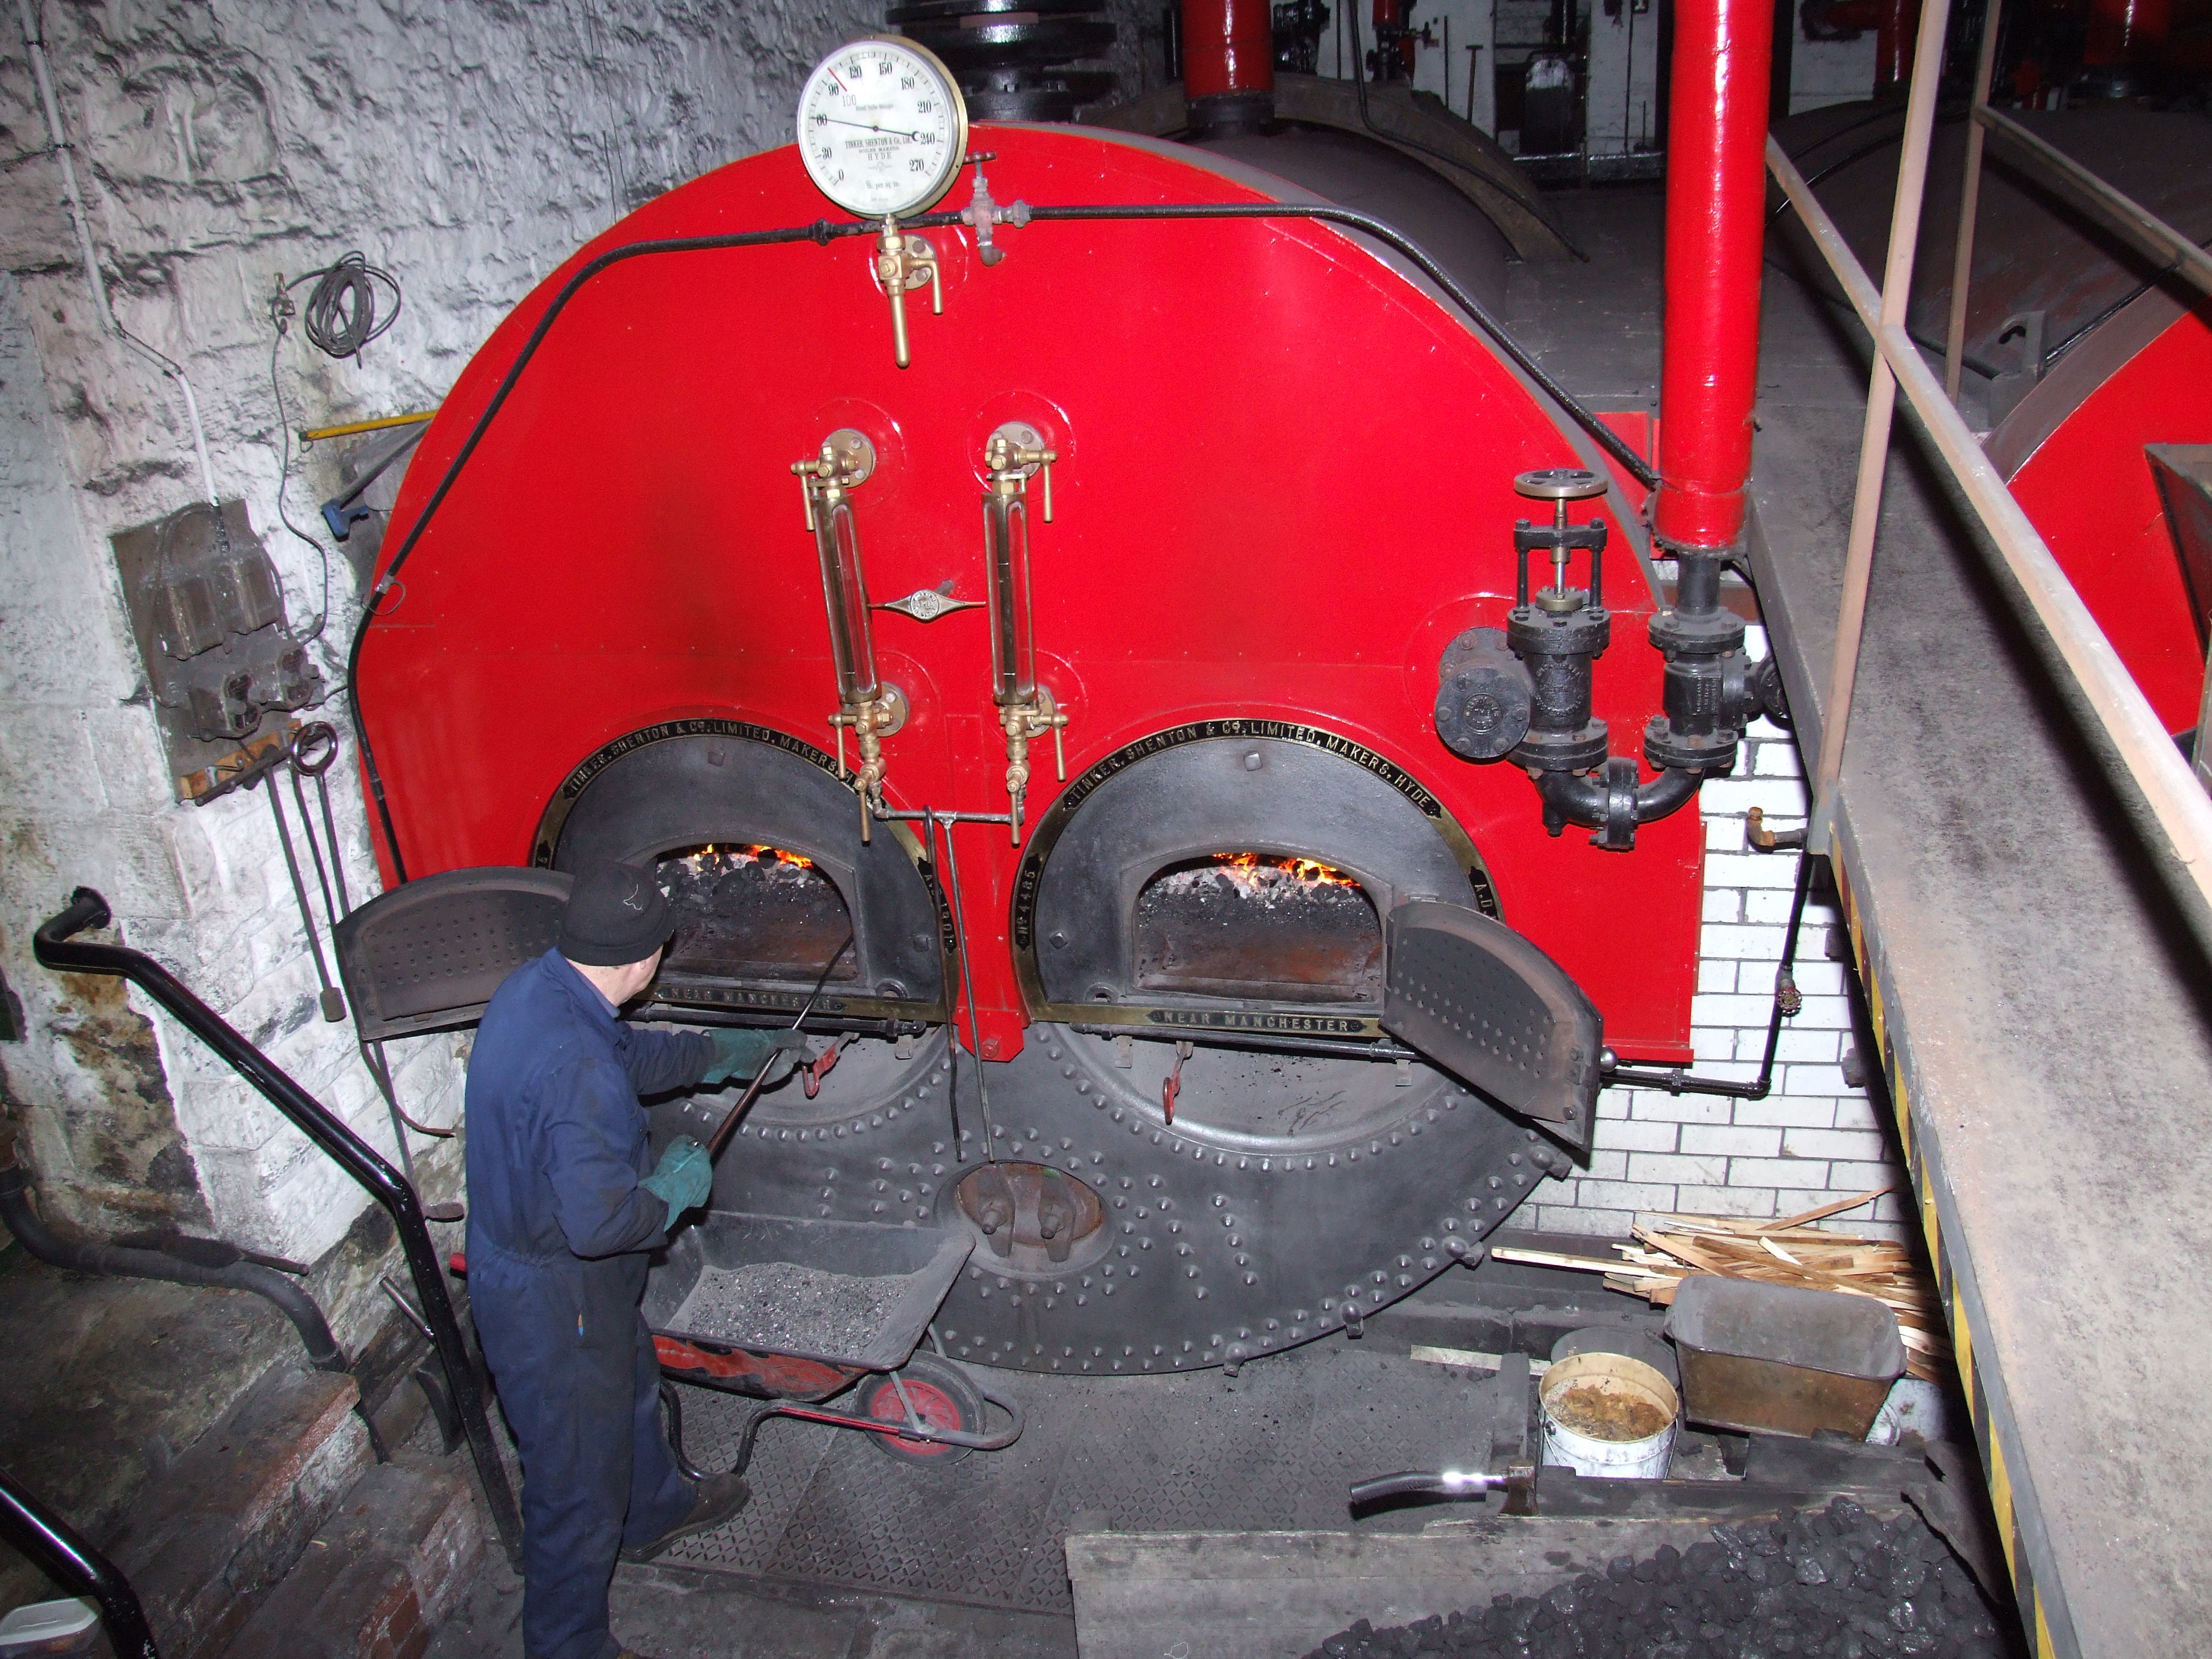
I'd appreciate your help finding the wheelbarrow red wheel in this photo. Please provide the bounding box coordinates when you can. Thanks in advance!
[852,1354,986,1465]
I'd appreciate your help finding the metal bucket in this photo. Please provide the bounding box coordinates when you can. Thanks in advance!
[1537,1351,1681,1479]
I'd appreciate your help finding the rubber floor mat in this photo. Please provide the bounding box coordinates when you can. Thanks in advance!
[660,1338,1488,1616]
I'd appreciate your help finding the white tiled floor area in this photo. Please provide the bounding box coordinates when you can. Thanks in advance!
[1535,629,1911,1240]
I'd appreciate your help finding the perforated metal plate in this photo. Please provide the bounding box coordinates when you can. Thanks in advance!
[333,866,571,1040]
[659,1340,1493,1616]
[1381,900,1601,1153]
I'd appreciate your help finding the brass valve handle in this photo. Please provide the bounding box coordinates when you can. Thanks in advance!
[875,218,941,370]
[984,431,1057,521]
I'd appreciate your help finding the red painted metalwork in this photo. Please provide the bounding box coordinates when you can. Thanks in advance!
[1654,0,1773,552]
[355,126,1701,1065]
[2085,0,2173,62]
[1996,297,2212,734]
[1181,0,1275,97]
[1875,0,1922,88]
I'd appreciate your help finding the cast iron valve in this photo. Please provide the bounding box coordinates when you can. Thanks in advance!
[1436,469,1729,853]
[1643,549,1760,780]
[1504,468,1615,778]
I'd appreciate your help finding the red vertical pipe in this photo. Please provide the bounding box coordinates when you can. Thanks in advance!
[2085,0,2171,63]
[1653,0,1774,552]
[1874,0,1921,89]
[1183,0,1275,97]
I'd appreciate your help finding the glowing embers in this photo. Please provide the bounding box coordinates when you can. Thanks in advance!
[1133,853,1382,1004]
[657,843,857,983]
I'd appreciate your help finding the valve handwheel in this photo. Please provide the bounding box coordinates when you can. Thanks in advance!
[852,1353,987,1464]
[1514,467,1608,500]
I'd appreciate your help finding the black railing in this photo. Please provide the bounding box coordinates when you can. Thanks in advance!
[0,1464,160,1658]
[32,888,522,1566]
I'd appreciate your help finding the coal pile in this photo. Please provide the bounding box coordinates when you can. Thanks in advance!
[670,1259,908,1358]
[1303,1498,2015,1659]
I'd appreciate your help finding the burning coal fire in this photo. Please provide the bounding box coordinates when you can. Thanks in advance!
[1135,851,1381,1000]
[1207,851,1359,895]
[655,842,854,980]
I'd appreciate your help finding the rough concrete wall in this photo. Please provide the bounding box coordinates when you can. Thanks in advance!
[0,0,876,1277]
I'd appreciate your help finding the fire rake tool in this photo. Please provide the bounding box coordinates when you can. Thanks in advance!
[704,932,853,1161]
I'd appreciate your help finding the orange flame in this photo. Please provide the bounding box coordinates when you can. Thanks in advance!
[677,842,816,871]
[1211,852,1358,890]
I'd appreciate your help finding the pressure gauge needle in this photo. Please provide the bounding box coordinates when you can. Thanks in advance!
[819,116,927,141]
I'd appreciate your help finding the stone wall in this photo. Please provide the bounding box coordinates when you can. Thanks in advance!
[0,0,876,1322]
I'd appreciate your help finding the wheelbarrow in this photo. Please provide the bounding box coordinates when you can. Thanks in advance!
[643,1211,1023,1474]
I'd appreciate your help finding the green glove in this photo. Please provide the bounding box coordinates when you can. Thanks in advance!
[639,1136,712,1220]
[701,1028,812,1089]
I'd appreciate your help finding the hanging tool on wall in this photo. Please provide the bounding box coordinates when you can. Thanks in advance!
[258,738,347,1024]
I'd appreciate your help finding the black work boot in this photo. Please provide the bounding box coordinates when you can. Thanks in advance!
[619,1472,750,1564]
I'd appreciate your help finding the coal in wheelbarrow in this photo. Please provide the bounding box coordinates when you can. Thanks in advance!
[642,1211,974,1373]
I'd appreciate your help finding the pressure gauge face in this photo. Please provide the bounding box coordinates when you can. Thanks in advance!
[797,38,969,220]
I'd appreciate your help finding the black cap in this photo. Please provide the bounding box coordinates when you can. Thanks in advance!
[558,858,673,966]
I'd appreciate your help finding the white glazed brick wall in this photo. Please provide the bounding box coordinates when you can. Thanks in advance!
[1534,627,1912,1241]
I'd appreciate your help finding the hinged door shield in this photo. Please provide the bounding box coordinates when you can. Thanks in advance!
[1381,899,1601,1152]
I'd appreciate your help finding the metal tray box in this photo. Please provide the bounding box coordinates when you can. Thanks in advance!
[1663,1277,1905,1440]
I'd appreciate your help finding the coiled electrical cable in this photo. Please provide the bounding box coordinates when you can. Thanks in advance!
[290,250,403,359]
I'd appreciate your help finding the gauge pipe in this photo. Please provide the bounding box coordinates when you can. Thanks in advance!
[1653,0,1773,553]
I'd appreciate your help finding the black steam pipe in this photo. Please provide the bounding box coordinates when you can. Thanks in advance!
[1532,764,1705,838]
[1603,843,1818,1100]
[31,888,523,1569]
[0,1148,344,1373]
[0,1464,160,1658]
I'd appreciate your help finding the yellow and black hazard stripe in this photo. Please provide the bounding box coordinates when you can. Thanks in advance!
[1831,856,2067,1659]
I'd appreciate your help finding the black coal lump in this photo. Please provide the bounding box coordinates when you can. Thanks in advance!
[1297,1497,2020,1659]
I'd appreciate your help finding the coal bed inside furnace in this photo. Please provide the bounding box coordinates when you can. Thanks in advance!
[669,1259,911,1358]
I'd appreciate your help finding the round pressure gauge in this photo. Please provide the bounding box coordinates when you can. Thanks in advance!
[797,38,970,220]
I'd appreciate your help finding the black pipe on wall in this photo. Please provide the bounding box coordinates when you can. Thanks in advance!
[0,1143,345,1373]
[32,888,523,1568]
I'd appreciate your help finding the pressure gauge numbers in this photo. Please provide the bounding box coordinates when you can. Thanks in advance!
[798,39,969,220]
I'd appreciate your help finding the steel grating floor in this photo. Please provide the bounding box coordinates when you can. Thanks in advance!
[660,1336,1485,1617]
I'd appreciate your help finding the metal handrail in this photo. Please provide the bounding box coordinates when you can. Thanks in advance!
[1773,116,2212,917]
[0,1465,159,1658]
[31,888,523,1567]
[1972,105,2212,298]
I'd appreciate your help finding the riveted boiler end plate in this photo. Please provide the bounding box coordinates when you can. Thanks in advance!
[1381,899,1601,1153]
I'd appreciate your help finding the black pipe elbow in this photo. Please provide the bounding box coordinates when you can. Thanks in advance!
[0,1154,345,1373]
[1534,760,1704,851]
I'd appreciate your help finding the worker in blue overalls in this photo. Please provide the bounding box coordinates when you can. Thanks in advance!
[465,857,805,1659]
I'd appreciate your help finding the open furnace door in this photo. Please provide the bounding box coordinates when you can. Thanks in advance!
[1381,899,1602,1154]
[334,867,573,1041]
